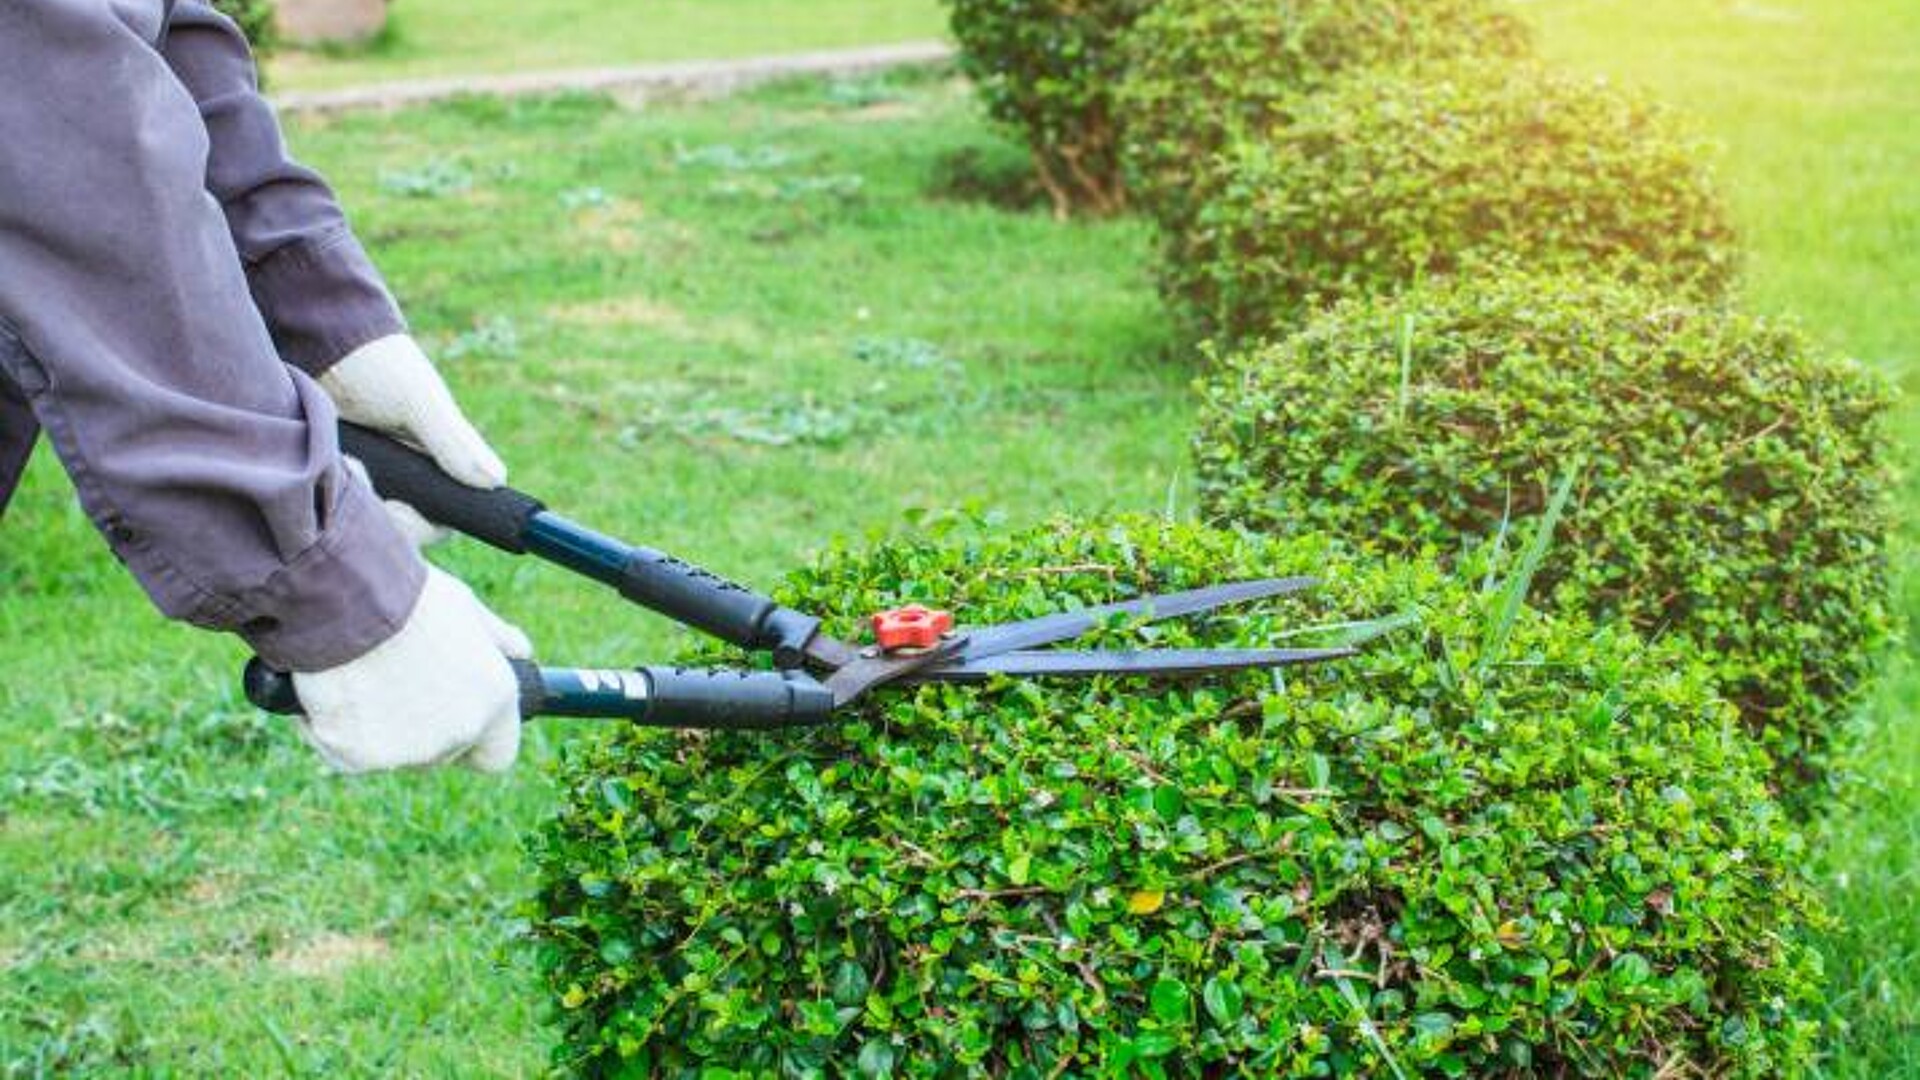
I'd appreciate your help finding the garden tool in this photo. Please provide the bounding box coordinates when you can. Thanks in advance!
[245,425,1354,730]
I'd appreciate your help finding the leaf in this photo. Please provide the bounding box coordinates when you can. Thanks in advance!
[1306,753,1332,791]
[1132,1031,1180,1058]
[1412,1011,1456,1042]
[1150,978,1191,1024]
[1151,785,1186,821]
[1007,851,1032,886]
[831,960,870,1005]
[1612,952,1652,986]
[1127,890,1166,915]
[599,778,632,813]
[855,1038,896,1079]
[1202,976,1245,1024]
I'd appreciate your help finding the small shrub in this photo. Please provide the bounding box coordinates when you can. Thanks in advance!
[943,0,1156,217]
[1169,62,1738,341]
[1116,0,1531,228]
[1195,271,1894,805]
[210,0,277,55]
[527,516,1823,1077]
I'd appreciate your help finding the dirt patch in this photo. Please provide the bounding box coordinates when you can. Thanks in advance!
[272,932,391,977]
[571,201,681,257]
[848,101,921,123]
[184,872,236,905]
[796,101,923,126]
[548,294,692,333]
[546,292,760,348]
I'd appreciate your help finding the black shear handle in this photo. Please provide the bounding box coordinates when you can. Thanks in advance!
[243,658,837,730]
[339,422,544,553]
[338,423,822,662]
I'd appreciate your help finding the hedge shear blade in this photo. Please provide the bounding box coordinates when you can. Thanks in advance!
[243,426,1359,731]
[916,646,1354,682]
[824,576,1348,703]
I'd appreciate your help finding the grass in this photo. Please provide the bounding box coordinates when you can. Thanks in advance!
[0,0,1914,1073]
[268,0,947,92]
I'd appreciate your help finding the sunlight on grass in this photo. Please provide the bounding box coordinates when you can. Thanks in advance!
[270,0,949,92]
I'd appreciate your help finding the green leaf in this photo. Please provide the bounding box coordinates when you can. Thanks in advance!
[1007,851,1032,886]
[855,1038,896,1079]
[1202,976,1245,1024]
[1412,1011,1456,1043]
[831,960,871,1006]
[1132,1030,1181,1059]
[1152,785,1186,821]
[1150,977,1191,1025]
[1307,753,1331,791]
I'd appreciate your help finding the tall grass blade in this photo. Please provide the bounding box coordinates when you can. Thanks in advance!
[1395,314,1416,422]
[1481,484,1515,595]
[1476,465,1578,677]
[1273,609,1422,648]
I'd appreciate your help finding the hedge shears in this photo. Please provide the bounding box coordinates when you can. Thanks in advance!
[246,425,1354,730]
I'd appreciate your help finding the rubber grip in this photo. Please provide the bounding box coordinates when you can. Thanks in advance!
[339,422,544,553]
[637,667,837,730]
[243,657,547,721]
[615,550,821,659]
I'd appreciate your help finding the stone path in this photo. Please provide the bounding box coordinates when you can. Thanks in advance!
[274,41,956,115]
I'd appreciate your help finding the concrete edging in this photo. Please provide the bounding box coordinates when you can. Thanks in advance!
[273,41,957,116]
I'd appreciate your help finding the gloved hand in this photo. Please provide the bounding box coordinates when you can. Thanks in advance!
[320,333,506,547]
[292,567,533,774]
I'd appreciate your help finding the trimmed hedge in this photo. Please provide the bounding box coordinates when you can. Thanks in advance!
[1195,272,1894,806]
[1116,0,1531,229]
[528,516,1824,1077]
[1168,62,1738,341]
[943,0,1155,217]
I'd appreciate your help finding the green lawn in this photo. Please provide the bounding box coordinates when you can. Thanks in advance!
[270,0,948,92]
[2,0,1915,1074]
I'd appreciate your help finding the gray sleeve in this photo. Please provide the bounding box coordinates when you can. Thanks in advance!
[0,0,424,672]
[160,0,408,375]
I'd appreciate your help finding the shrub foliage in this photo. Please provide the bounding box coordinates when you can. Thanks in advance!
[528,516,1823,1077]
[1195,271,1893,803]
[1167,62,1738,341]
[1116,0,1531,229]
[943,0,1155,217]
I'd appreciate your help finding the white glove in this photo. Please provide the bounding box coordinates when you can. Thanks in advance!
[292,568,533,774]
[321,333,506,546]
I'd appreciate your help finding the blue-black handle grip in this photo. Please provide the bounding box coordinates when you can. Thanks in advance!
[243,659,837,730]
[338,423,822,662]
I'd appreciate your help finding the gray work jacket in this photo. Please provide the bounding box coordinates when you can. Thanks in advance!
[0,0,424,671]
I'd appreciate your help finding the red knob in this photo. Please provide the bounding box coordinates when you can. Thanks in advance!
[872,605,955,651]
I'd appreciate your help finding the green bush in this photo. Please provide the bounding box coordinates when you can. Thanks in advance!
[1116,0,1531,229]
[943,0,1156,217]
[1168,62,1738,342]
[527,516,1824,1077]
[211,0,277,55]
[1195,272,1894,805]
